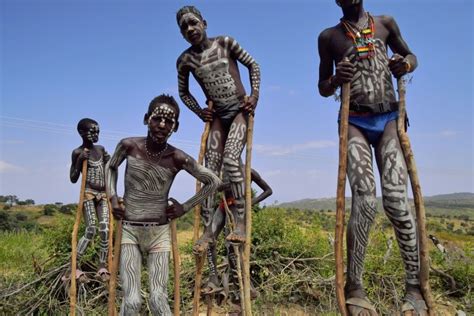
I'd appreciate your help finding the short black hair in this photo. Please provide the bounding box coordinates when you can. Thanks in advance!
[77,118,98,134]
[148,94,180,119]
[176,6,203,25]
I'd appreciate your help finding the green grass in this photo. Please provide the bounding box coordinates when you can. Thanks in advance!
[0,230,48,281]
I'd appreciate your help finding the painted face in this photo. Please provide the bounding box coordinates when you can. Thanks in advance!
[147,103,177,143]
[179,13,206,45]
[336,0,361,8]
[86,124,99,143]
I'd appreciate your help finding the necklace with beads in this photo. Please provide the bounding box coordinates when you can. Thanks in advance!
[341,12,376,59]
[145,141,168,161]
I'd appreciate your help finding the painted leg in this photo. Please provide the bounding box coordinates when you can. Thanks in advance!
[120,244,142,316]
[202,207,226,294]
[97,198,110,281]
[148,251,172,316]
[195,118,226,254]
[375,121,427,316]
[345,126,378,316]
[223,113,248,243]
[73,199,97,282]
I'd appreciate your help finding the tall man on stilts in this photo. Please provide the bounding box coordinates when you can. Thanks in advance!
[318,1,428,315]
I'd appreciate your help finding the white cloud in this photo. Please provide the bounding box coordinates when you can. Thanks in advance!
[254,140,336,157]
[0,160,25,173]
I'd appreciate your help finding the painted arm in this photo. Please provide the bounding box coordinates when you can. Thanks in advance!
[227,36,260,109]
[318,28,354,97]
[384,15,418,78]
[181,154,222,212]
[250,168,273,206]
[105,140,127,218]
[166,151,221,219]
[70,148,89,183]
[177,56,205,120]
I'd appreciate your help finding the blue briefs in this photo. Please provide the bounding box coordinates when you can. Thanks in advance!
[347,111,399,147]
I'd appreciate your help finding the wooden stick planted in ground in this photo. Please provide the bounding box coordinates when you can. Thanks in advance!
[170,219,180,316]
[192,100,214,316]
[396,77,434,316]
[243,96,254,316]
[70,156,88,316]
[108,199,124,316]
[335,64,350,316]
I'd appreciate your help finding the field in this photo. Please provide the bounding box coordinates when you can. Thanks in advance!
[0,200,473,315]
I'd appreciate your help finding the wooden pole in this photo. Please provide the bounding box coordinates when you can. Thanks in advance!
[335,67,350,316]
[107,199,114,275]
[193,101,214,242]
[243,98,254,316]
[192,254,205,316]
[192,100,214,316]
[396,78,434,316]
[108,199,124,316]
[70,156,88,316]
[170,219,181,316]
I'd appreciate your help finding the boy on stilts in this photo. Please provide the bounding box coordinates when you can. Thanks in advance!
[176,6,260,249]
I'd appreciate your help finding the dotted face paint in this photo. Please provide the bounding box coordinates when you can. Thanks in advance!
[87,124,99,142]
[148,104,177,142]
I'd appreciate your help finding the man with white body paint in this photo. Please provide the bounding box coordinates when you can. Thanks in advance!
[106,94,221,315]
[176,6,261,249]
[318,1,426,315]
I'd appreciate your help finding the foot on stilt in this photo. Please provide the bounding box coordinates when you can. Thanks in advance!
[226,211,246,243]
[61,268,89,283]
[401,284,428,316]
[345,287,378,316]
[193,232,214,254]
[96,267,110,282]
[201,279,223,295]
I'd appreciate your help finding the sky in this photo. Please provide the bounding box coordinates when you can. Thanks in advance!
[1,0,473,205]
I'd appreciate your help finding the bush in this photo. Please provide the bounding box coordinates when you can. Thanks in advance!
[43,204,58,216]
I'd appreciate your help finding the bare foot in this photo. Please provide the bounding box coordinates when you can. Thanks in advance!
[61,268,89,283]
[346,288,378,316]
[193,232,214,254]
[402,284,428,316]
[226,218,246,243]
[201,279,223,295]
[97,267,110,282]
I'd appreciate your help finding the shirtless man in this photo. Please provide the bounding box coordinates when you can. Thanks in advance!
[176,6,260,247]
[203,168,272,299]
[69,118,110,281]
[106,94,221,315]
[318,1,426,315]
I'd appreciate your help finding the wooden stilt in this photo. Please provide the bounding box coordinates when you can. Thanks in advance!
[335,70,351,316]
[396,77,434,316]
[70,157,88,316]
[170,220,181,316]
[107,200,114,274]
[192,101,214,316]
[108,199,124,316]
[242,103,254,316]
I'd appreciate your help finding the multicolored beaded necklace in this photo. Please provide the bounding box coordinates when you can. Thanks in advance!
[341,12,375,59]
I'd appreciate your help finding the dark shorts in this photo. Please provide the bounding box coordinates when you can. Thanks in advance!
[346,111,399,147]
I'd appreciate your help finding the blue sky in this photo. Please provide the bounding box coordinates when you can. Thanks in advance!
[1,0,473,204]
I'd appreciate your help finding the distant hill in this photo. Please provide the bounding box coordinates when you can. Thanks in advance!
[277,192,474,219]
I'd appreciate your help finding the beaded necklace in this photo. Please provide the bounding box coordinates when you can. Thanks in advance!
[145,141,168,161]
[341,12,376,59]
